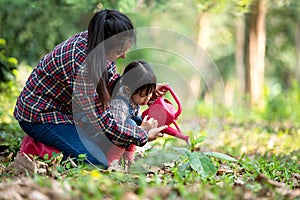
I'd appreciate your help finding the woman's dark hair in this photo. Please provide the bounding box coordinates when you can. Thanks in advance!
[86,9,136,107]
[111,60,157,99]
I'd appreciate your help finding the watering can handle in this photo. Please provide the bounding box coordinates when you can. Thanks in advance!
[160,85,182,118]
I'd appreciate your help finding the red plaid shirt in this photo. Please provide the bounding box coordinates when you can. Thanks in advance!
[14,31,148,147]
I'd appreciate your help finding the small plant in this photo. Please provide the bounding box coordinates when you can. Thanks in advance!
[130,134,237,179]
[170,135,237,179]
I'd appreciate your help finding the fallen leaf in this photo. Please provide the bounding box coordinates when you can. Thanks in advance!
[0,177,72,200]
[6,153,37,175]
[256,174,300,199]
[292,173,300,180]
[256,174,286,188]
[121,191,139,200]
[28,190,50,200]
[143,186,171,199]
[234,177,245,186]
[217,164,234,175]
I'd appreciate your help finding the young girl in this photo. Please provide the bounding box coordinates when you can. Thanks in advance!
[106,60,159,165]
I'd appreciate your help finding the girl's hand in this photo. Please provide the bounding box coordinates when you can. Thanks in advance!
[140,115,158,131]
[147,125,167,141]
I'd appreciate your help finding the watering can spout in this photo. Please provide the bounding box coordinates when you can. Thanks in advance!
[164,126,191,145]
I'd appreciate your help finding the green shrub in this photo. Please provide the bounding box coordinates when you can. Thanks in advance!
[0,79,23,152]
[263,81,300,122]
[0,38,18,82]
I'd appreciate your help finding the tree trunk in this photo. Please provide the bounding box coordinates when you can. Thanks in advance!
[197,13,210,50]
[295,21,300,83]
[245,0,267,107]
[235,14,246,101]
[193,12,211,101]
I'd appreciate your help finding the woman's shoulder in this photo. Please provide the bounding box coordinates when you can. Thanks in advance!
[43,31,88,79]
[52,31,88,68]
[53,31,88,53]
[71,31,88,46]
[50,31,88,53]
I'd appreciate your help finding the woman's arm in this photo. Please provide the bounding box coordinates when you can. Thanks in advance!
[73,66,149,147]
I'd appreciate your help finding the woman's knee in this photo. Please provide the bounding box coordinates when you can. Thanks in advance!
[19,121,36,138]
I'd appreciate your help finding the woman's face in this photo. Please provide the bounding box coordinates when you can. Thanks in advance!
[106,41,131,61]
[131,89,153,106]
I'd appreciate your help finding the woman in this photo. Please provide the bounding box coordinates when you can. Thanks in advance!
[14,9,166,168]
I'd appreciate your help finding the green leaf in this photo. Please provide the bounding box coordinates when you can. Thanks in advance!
[128,162,148,174]
[189,152,217,178]
[170,147,191,157]
[56,165,64,173]
[203,152,237,162]
[193,136,206,145]
[178,162,190,177]
[43,154,49,160]
[0,38,6,46]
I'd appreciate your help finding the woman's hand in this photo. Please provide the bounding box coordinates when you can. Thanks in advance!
[155,83,168,97]
[148,83,168,104]
[140,115,158,131]
[147,125,167,141]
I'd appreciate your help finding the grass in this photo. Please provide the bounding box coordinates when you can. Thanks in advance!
[0,118,299,200]
[0,79,299,199]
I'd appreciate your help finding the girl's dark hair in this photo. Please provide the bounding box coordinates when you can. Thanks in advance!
[86,9,136,107]
[111,60,157,99]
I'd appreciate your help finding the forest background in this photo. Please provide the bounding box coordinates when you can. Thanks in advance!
[0,0,299,199]
[1,0,300,125]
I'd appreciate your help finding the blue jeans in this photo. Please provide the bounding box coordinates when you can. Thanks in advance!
[19,121,108,169]
[127,116,142,126]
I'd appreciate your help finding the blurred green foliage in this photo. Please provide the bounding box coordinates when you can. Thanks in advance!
[0,0,298,91]
[0,38,23,150]
[263,81,300,122]
[265,1,300,89]
[0,38,18,82]
[0,79,23,150]
[0,2,299,199]
[0,0,101,66]
[0,0,300,143]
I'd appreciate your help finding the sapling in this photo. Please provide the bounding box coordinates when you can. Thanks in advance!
[130,134,237,179]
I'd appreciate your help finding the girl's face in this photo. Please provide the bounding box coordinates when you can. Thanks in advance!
[131,89,153,106]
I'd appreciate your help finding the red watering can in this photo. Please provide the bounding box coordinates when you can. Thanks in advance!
[142,85,190,144]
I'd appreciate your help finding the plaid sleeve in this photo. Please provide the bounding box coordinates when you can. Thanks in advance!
[73,65,148,147]
[107,62,121,87]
